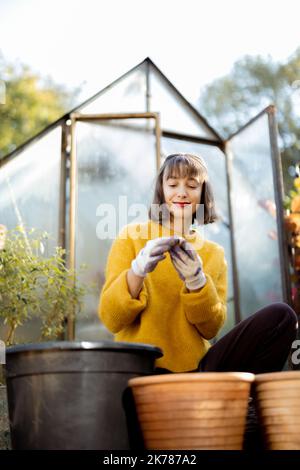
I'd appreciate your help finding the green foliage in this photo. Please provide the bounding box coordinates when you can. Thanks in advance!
[0,56,80,158]
[0,225,89,345]
[198,48,300,194]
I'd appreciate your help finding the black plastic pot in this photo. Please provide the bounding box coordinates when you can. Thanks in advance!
[5,341,162,450]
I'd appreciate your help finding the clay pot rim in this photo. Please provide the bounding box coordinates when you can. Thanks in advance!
[128,372,254,386]
[255,371,300,383]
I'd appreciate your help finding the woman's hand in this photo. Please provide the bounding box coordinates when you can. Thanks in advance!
[131,236,180,278]
[170,239,206,291]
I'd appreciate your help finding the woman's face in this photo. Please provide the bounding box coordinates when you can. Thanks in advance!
[162,173,202,221]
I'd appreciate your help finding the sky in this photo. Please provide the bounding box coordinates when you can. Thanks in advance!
[1,0,300,106]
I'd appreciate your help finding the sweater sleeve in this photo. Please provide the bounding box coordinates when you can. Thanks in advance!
[98,228,148,334]
[180,248,228,340]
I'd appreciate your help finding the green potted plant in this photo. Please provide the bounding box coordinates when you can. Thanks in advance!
[0,224,162,450]
[0,224,87,345]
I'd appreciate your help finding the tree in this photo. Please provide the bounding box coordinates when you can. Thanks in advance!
[197,48,300,193]
[0,56,80,159]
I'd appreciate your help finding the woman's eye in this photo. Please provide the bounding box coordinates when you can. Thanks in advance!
[168,185,197,189]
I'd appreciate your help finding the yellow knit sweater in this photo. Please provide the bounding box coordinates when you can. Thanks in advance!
[98,219,228,372]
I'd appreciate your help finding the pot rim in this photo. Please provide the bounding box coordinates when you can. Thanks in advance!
[6,340,163,357]
[255,371,300,382]
[128,371,255,386]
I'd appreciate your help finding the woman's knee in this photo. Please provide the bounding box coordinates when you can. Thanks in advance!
[269,302,298,329]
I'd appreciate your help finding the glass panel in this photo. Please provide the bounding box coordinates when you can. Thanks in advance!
[79,64,147,114]
[0,126,62,343]
[161,137,234,330]
[74,118,157,340]
[149,67,218,140]
[0,126,61,249]
[229,112,283,319]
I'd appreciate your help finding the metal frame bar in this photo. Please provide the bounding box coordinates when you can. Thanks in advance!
[56,122,69,340]
[223,142,242,324]
[72,112,159,120]
[67,115,77,340]
[146,60,150,113]
[67,112,161,339]
[58,123,68,250]
[162,130,224,149]
[268,106,292,305]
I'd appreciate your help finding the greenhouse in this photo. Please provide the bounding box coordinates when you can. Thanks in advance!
[0,57,290,343]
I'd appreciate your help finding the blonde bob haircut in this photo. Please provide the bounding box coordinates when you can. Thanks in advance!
[148,153,218,225]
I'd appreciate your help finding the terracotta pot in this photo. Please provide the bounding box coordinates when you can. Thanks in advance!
[128,372,254,450]
[255,371,300,450]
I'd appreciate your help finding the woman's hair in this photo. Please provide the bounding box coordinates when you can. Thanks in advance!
[148,153,218,225]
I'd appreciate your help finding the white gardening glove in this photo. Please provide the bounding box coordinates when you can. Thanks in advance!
[170,238,206,291]
[131,236,180,278]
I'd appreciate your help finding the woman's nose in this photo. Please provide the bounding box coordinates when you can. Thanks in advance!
[177,184,187,194]
[176,185,188,196]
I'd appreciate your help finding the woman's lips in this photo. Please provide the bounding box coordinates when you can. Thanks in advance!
[173,202,191,207]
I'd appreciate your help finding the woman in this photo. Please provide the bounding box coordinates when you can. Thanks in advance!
[98,153,298,375]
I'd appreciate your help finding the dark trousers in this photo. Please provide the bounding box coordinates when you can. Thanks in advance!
[155,302,298,375]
